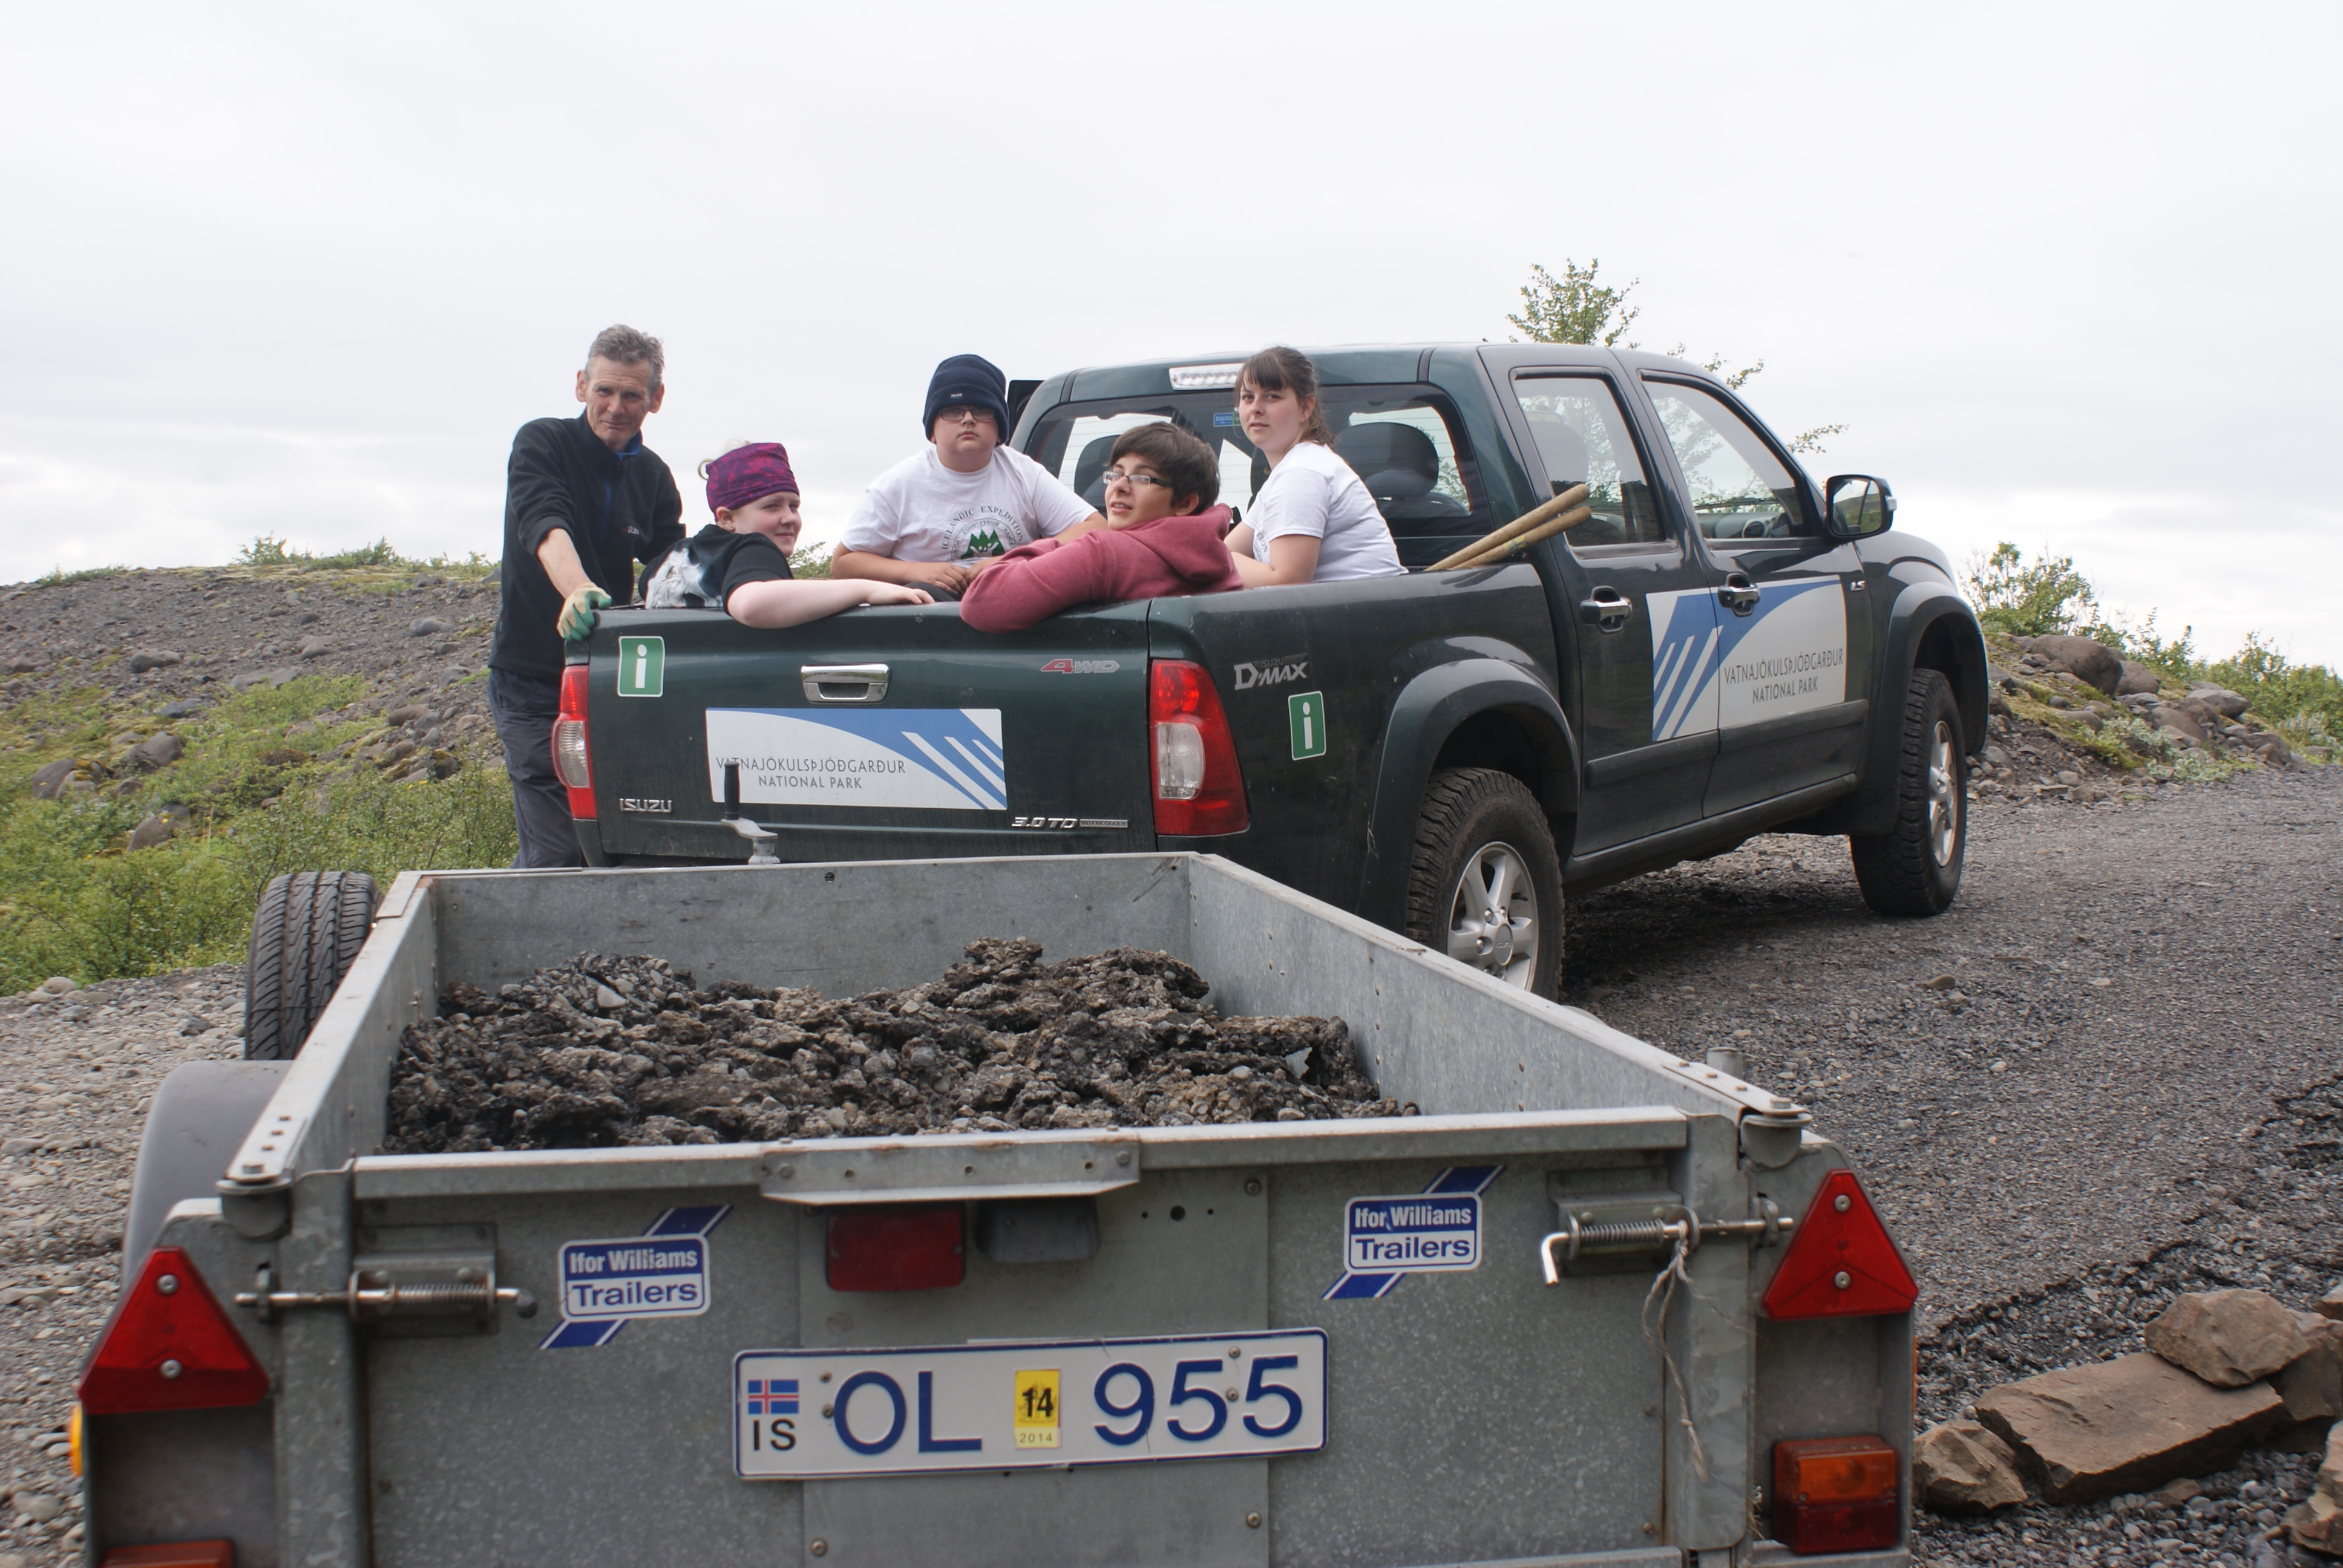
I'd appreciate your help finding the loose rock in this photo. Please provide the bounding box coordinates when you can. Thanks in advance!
[384,940,1397,1153]
[2117,659,2162,695]
[407,618,453,638]
[1914,1420,2028,1512]
[124,650,182,673]
[128,732,183,770]
[2022,634,2123,696]
[1974,1351,2287,1503]
[2278,1315,2343,1422]
[2146,1289,2309,1386]
[125,814,173,852]
[2286,1422,2343,1552]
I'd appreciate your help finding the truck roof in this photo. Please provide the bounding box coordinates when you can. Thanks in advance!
[1054,342,1715,402]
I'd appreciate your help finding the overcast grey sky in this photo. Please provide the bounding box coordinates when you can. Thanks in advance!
[5,2,2337,665]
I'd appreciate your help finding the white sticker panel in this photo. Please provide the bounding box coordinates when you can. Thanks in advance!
[734,1330,1327,1479]
[1650,578,1846,739]
[705,708,1005,811]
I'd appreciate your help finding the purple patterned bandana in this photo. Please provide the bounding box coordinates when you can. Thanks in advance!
[704,442,799,515]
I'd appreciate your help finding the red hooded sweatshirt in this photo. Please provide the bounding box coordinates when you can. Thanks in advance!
[959,505,1243,633]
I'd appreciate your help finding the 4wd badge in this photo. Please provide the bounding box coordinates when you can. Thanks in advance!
[1289,691,1328,760]
[617,636,665,697]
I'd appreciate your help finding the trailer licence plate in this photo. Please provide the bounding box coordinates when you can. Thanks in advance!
[733,1329,1327,1479]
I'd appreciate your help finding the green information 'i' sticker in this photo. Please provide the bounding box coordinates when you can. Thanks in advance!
[616,636,665,697]
[1289,691,1328,760]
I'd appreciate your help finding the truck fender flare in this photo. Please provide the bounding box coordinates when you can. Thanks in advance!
[123,1060,293,1281]
[1355,659,1579,932]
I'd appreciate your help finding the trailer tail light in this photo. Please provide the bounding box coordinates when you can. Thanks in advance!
[77,1248,267,1416]
[1773,1435,1899,1552]
[1149,660,1248,836]
[554,664,595,820]
[99,1543,236,1567]
[1761,1169,1917,1320]
[827,1206,965,1292]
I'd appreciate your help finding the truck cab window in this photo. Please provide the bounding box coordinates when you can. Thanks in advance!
[1025,387,1487,567]
[1641,380,1813,540]
[1510,376,1663,548]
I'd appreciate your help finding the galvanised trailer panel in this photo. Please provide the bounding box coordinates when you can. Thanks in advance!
[112,855,1906,1567]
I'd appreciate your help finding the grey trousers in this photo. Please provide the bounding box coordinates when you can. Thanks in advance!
[488,668,584,868]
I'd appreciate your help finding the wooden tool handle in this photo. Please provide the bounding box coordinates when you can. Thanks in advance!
[1426,483,1590,572]
[1441,503,1594,571]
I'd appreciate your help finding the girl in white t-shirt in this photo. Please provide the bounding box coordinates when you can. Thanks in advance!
[1225,347,1405,586]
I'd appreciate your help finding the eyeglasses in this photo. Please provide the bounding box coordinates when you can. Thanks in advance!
[1103,469,1173,492]
[937,405,997,427]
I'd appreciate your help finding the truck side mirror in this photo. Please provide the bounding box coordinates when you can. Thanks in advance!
[1824,475,1895,540]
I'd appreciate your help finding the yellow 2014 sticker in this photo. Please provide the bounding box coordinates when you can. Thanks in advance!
[1014,1368,1061,1448]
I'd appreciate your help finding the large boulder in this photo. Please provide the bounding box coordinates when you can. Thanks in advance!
[2190,684,2250,719]
[125,814,173,852]
[2145,1289,2309,1386]
[2279,1315,2343,1422]
[1913,1420,2027,1512]
[125,649,183,673]
[2319,1281,2343,1322]
[2023,635,2124,696]
[28,759,75,800]
[1974,1351,2286,1503]
[2116,661,2162,696]
[2153,707,2209,744]
[128,732,184,771]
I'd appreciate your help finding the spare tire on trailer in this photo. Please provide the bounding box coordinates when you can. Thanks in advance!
[244,871,378,1061]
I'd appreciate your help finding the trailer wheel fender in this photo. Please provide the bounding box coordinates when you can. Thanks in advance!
[244,871,378,1061]
[1356,660,1577,932]
[123,1060,292,1281]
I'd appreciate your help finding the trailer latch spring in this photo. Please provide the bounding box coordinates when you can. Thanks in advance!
[1538,1200,1792,1286]
[235,1263,537,1324]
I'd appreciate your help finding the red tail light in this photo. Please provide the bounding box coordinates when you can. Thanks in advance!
[554,664,595,820]
[827,1206,965,1292]
[1149,660,1248,836]
[77,1248,267,1416]
[1773,1434,1900,1552]
[1761,1169,1918,1320]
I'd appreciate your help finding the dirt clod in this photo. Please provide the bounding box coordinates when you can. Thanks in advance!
[383,939,1397,1152]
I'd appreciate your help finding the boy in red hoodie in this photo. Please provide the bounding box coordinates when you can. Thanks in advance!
[960,422,1241,632]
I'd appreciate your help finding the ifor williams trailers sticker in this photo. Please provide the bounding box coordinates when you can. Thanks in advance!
[1322,1166,1501,1300]
[541,1204,730,1350]
[705,708,1006,811]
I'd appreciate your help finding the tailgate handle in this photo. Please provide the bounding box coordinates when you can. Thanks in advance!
[802,664,889,703]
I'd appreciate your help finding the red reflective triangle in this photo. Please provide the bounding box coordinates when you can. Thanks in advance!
[1761,1169,1918,1319]
[77,1247,269,1415]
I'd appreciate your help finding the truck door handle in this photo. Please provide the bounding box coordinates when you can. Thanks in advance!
[1578,587,1633,633]
[801,664,890,703]
[1717,573,1761,615]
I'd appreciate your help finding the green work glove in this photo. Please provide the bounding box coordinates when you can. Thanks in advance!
[557,584,612,642]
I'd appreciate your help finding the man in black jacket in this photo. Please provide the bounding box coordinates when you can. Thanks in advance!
[488,325,684,866]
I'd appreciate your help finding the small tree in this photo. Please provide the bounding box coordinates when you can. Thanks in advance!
[1963,542,2102,638]
[1510,260,1844,454]
[1507,260,1641,347]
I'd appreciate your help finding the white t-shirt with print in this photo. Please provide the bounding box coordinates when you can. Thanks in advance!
[1245,441,1404,581]
[839,444,1095,564]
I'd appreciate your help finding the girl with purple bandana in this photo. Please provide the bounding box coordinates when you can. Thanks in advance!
[643,443,932,627]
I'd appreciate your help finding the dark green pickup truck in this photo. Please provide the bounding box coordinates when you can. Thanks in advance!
[559,344,1987,996]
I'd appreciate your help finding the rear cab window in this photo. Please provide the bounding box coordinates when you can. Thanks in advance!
[1024,385,1491,570]
[1509,374,1669,554]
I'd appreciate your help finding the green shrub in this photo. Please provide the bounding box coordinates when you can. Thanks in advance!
[1965,542,2103,638]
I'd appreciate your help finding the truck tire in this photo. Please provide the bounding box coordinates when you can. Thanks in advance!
[122,1060,292,1279]
[243,871,377,1060]
[1403,768,1562,997]
[1850,669,1966,916]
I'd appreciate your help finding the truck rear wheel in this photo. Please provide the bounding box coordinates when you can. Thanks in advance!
[244,871,378,1060]
[1850,669,1966,916]
[1404,768,1562,997]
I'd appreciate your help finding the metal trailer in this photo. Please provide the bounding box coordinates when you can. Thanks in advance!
[86,854,1915,1567]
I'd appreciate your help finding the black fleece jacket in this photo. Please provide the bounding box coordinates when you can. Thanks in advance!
[489,412,684,681]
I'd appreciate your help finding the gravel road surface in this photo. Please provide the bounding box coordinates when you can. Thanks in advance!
[0,768,2333,1562]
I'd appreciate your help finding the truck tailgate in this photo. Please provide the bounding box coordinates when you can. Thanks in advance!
[586,601,1153,863]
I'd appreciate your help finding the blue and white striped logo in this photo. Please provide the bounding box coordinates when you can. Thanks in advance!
[541,1205,730,1350]
[706,707,1006,811]
[1322,1167,1502,1300]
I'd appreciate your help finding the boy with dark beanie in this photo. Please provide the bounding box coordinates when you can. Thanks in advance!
[831,353,1103,599]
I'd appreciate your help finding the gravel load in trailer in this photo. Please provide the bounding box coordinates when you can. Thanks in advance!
[385,941,1394,1152]
[85,854,1919,1568]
